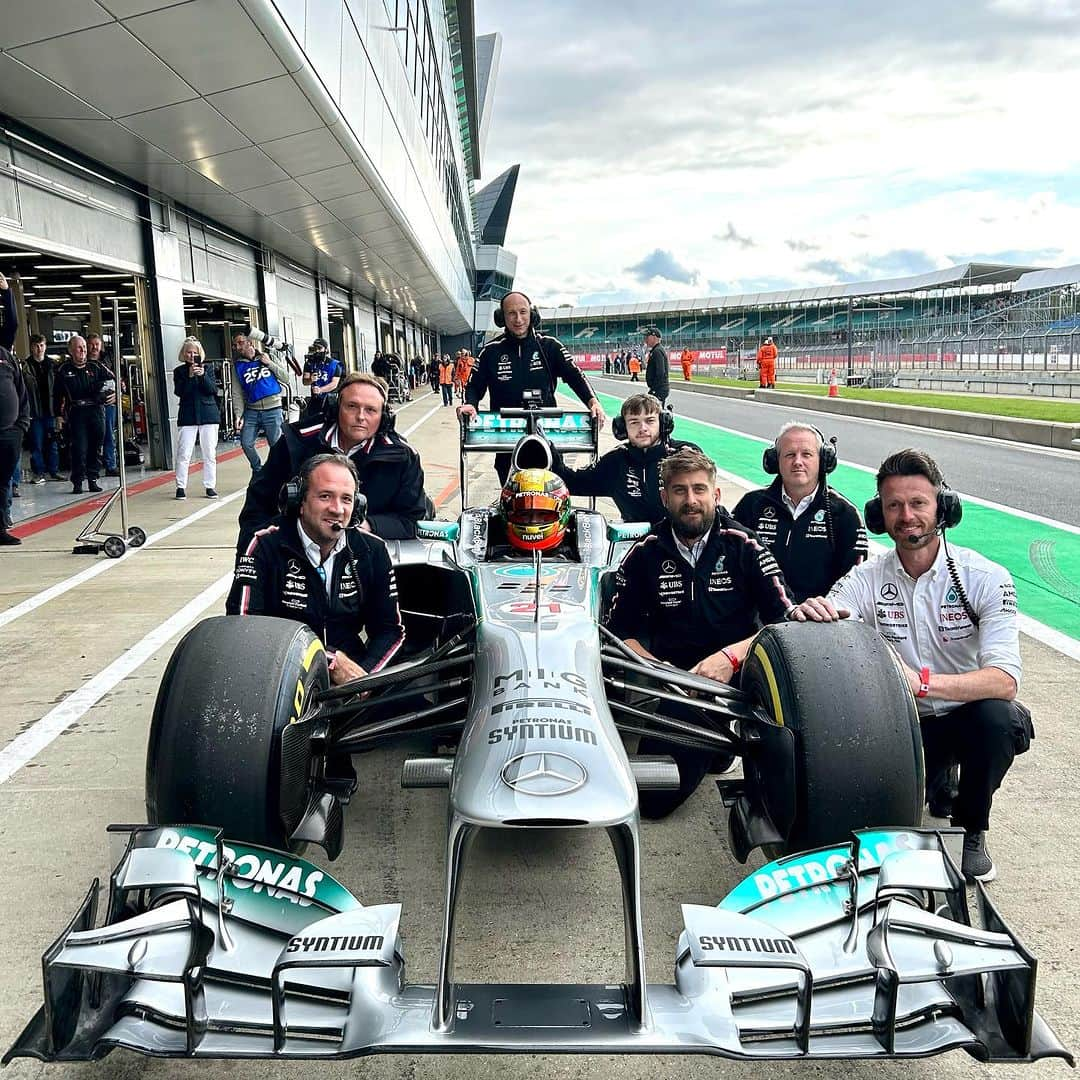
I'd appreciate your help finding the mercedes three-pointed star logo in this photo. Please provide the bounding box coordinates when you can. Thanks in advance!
[500,752,587,797]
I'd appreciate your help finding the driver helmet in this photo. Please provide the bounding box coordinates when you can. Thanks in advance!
[499,469,571,552]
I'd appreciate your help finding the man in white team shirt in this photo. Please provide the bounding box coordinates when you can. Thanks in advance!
[791,448,1030,884]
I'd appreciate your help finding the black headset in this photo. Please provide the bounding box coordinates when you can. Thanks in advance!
[493,291,542,331]
[278,457,367,529]
[612,402,674,441]
[864,483,962,535]
[320,375,394,436]
[762,424,837,476]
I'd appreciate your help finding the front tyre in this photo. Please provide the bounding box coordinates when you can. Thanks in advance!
[740,620,923,855]
[146,615,328,851]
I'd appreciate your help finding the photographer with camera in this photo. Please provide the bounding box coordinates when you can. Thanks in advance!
[550,393,699,525]
[230,331,292,475]
[228,453,404,685]
[53,334,115,495]
[236,371,430,552]
[301,337,342,418]
[172,336,220,500]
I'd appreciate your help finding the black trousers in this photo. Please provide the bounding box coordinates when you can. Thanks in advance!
[67,406,105,484]
[920,699,1024,833]
[0,427,22,527]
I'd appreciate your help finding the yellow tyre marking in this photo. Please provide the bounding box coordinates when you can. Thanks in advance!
[300,637,324,673]
[752,643,785,728]
[291,637,326,723]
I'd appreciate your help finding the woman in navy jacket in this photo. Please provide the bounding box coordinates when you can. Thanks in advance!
[173,337,221,500]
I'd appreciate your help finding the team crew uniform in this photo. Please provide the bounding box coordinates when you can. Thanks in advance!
[552,437,700,525]
[236,417,430,551]
[227,516,405,673]
[827,542,1024,833]
[732,477,868,602]
[607,513,794,669]
[608,512,794,815]
[53,360,109,488]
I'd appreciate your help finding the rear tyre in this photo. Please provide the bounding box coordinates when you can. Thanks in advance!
[146,615,328,851]
[740,620,923,854]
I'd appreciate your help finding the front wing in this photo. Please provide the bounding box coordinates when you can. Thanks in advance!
[5,825,1072,1065]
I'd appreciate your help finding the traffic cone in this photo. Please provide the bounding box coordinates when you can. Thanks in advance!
[828,369,839,398]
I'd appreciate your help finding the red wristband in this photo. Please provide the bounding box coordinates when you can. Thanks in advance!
[721,647,741,675]
[916,666,930,698]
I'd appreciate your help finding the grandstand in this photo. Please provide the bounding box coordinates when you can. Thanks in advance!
[535,263,1080,383]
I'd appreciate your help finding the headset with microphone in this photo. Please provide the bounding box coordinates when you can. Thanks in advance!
[278,456,368,530]
[863,483,962,536]
[493,291,542,332]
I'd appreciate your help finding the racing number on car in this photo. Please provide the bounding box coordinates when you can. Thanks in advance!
[508,600,562,615]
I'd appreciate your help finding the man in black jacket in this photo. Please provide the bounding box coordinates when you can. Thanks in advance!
[643,326,669,405]
[54,335,115,495]
[21,334,63,484]
[236,371,429,552]
[0,344,29,545]
[607,447,795,816]
[551,393,699,524]
[732,422,867,602]
[459,291,605,480]
[227,454,404,683]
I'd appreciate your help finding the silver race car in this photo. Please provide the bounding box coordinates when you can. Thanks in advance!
[5,409,1072,1067]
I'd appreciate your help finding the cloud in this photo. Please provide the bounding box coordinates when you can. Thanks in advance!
[717,222,755,249]
[804,259,855,280]
[785,238,820,253]
[625,249,697,285]
[861,249,939,277]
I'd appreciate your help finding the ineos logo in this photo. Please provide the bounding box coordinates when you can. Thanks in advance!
[880,583,899,602]
[500,752,587,797]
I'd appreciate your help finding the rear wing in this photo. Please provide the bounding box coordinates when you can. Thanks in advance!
[458,408,599,507]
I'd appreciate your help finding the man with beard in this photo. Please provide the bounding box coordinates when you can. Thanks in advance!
[550,393,699,525]
[228,454,404,685]
[607,447,795,817]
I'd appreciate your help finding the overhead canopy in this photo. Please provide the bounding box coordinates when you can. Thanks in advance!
[1011,264,1080,294]
[539,263,1041,320]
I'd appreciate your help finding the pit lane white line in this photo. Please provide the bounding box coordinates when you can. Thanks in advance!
[0,488,246,632]
[0,570,234,785]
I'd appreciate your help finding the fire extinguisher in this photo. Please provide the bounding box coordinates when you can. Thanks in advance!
[134,400,148,439]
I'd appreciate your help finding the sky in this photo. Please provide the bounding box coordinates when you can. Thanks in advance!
[473,0,1080,308]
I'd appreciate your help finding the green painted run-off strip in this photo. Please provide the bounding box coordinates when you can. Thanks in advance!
[594,391,1080,643]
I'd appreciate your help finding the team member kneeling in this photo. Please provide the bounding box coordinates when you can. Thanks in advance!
[791,448,1029,883]
[552,393,699,525]
[227,453,405,685]
[607,448,795,817]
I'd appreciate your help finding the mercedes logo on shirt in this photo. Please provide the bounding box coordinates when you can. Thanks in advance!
[880,582,899,602]
[501,752,587,797]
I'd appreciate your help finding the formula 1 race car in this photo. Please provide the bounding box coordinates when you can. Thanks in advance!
[4,410,1071,1067]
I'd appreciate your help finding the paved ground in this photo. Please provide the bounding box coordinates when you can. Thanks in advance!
[0,387,1074,1078]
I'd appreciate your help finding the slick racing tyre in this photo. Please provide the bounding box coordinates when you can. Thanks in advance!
[740,619,923,855]
[146,615,329,852]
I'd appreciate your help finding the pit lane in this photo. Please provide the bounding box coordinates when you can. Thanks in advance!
[0,388,1074,1079]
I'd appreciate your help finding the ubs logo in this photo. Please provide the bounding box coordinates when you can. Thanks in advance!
[880,582,899,602]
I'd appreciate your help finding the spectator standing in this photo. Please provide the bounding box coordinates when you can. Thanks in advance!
[301,337,342,418]
[427,355,439,394]
[21,334,63,483]
[230,331,290,475]
[0,342,29,544]
[173,336,221,500]
[54,335,112,494]
[86,333,119,477]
